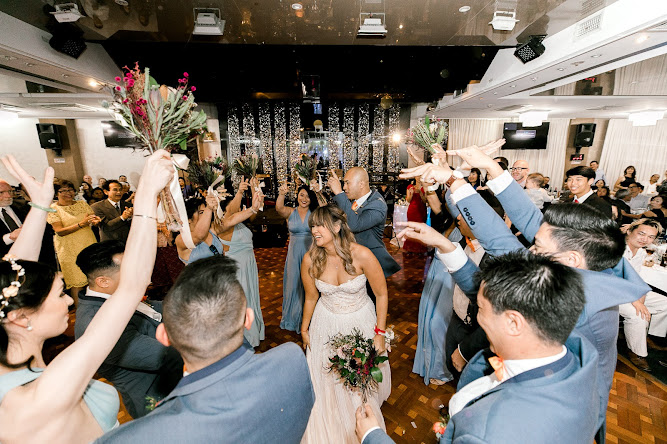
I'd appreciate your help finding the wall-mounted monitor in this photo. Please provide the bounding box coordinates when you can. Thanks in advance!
[502,122,550,150]
[101,121,143,149]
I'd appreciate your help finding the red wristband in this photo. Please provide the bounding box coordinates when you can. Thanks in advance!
[374,326,386,335]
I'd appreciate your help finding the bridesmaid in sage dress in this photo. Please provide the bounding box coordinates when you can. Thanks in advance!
[276,183,322,331]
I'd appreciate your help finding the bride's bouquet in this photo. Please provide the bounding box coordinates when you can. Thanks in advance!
[409,116,448,155]
[327,328,388,403]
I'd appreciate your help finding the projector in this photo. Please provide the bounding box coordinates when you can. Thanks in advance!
[489,10,519,31]
[193,10,225,35]
[358,17,387,37]
[50,3,83,23]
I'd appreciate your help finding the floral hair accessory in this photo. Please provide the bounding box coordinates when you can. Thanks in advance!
[1,254,25,319]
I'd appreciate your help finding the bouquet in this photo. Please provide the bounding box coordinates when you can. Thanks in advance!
[233,154,261,179]
[409,116,448,155]
[105,63,207,232]
[187,158,231,191]
[294,153,317,186]
[433,411,450,440]
[327,328,388,403]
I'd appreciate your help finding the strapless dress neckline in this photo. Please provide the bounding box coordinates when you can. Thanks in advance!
[315,274,366,288]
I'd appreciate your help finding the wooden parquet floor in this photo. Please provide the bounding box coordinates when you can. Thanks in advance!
[47,238,667,442]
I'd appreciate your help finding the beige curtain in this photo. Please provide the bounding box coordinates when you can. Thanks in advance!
[448,119,505,168]
[599,118,667,187]
[613,53,667,96]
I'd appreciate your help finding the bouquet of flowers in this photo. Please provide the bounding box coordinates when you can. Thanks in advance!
[294,153,317,186]
[327,328,388,403]
[187,158,231,191]
[409,116,448,154]
[233,154,261,179]
[433,411,450,440]
[104,63,207,231]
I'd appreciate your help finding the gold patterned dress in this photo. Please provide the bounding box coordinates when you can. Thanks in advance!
[46,201,98,288]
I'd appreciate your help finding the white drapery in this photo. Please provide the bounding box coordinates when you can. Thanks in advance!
[599,118,667,188]
[448,118,569,189]
[613,54,667,96]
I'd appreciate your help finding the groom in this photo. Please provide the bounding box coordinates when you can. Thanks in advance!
[329,167,400,302]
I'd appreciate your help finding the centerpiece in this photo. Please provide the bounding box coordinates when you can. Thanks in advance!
[105,63,207,231]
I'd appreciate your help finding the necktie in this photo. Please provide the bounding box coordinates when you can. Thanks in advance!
[488,355,505,381]
[2,209,19,231]
[115,203,121,213]
[464,236,476,252]
[574,198,580,204]
[351,201,359,211]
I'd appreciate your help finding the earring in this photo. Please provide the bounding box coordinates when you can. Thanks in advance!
[26,320,32,332]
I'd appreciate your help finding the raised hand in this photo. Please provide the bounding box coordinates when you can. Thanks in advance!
[238,177,250,194]
[278,182,289,195]
[251,189,263,212]
[396,221,455,253]
[205,193,219,211]
[1,155,54,207]
[136,150,175,197]
[399,163,451,185]
[328,169,343,195]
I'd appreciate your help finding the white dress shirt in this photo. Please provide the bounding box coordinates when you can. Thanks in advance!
[86,288,162,322]
[573,189,595,204]
[354,190,373,208]
[1,205,21,245]
[623,245,646,275]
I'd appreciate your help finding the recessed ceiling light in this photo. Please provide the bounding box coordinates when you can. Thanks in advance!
[493,92,498,95]
[291,3,303,10]
[3,55,17,61]
[509,85,516,88]
[89,80,99,87]
[61,74,69,78]
[25,62,35,67]
[557,67,565,71]
[591,54,602,58]
[531,77,538,81]
[636,34,649,44]
[459,6,471,13]
[399,24,403,29]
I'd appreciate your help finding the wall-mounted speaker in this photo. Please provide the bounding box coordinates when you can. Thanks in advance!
[574,123,596,148]
[36,124,63,150]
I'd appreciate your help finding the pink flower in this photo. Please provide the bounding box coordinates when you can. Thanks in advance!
[122,99,128,104]
[115,76,121,82]
[183,95,188,100]
[127,80,135,87]
[191,86,196,91]
[178,78,184,83]
[115,86,121,91]
[183,72,189,77]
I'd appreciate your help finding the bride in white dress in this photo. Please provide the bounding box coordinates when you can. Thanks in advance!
[300,205,391,444]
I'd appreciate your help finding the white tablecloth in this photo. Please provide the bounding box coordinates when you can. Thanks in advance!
[391,205,409,248]
[641,265,667,293]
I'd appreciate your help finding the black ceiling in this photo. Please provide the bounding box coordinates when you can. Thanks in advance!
[101,41,501,103]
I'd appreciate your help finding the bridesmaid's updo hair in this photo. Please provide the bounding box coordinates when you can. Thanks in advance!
[307,205,356,279]
[0,260,56,368]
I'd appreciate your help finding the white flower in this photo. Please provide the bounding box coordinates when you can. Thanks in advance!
[2,285,18,298]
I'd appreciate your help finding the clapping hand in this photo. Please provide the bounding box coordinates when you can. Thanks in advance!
[122,207,133,220]
[1,155,54,208]
[327,170,343,195]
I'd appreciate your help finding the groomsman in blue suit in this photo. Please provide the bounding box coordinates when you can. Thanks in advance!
[97,256,315,443]
[357,251,600,443]
[397,145,650,443]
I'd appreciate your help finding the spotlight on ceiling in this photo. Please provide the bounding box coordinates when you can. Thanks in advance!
[489,0,518,31]
[514,35,546,64]
[358,13,387,38]
[50,3,83,23]
[193,8,225,35]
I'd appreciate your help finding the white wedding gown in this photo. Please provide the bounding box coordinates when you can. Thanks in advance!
[301,274,391,444]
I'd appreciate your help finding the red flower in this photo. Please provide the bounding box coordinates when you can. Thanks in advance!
[183,72,189,77]
[191,86,196,91]
[115,76,121,82]
[433,422,446,435]
[122,99,128,104]
[115,86,121,91]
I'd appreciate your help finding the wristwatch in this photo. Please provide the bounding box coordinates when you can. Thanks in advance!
[445,170,464,188]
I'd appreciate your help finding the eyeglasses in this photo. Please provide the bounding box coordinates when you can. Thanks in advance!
[58,189,75,194]
[509,167,528,172]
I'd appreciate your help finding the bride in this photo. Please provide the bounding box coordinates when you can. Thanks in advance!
[300,205,391,443]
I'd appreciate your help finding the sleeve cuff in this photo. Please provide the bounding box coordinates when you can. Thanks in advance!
[3,233,13,245]
[486,170,513,195]
[361,426,382,444]
[457,344,469,363]
[450,183,477,204]
[435,243,468,272]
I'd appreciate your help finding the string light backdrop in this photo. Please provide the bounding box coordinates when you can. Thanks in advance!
[227,107,241,185]
[258,103,274,177]
[327,104,340,170]
[343,104,355,172]
[357,104,370,170]
[387,104,400,172]
[372,105,385,177]
[242,103,257,157]
[274,103,288,189]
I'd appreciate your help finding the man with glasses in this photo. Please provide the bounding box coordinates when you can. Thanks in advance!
[510,160,529,188]
[92,179,133,242]
[628,182,650,212]
[619,219,667,372]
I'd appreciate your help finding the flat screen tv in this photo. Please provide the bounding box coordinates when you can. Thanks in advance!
[502,122,550,150]
[101,121,143,149]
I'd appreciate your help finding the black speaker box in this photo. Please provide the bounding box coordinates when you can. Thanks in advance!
[574,123,596,148]
[36,124,63,149]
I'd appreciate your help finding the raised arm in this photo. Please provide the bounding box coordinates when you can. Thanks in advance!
[333,194,386,233]
[28,150,173,415]
[2,156,54,261]
[300,252,319,350]
[275,182,294,219]
[216,189,261,232]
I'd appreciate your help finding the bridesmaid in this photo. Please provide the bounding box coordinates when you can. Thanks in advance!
[216,179,265,347]
[276,183,322,332]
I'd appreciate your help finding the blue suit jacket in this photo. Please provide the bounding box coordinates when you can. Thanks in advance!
[454,181,650,431]
[364,334,600,444]
[75,295,183,418]
[96,342,315,444]
[334,190,400,277]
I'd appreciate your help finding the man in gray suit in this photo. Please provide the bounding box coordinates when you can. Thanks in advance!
[96,255,315,443]
[75,241,183,418]
[329,168,400,301]
[91,180,133,242]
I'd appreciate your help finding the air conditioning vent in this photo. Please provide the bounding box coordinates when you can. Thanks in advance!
[30,103,100,112]
[495,105,530,112]
[649,21,667,32]
[0,103,24,112]
[575,12,603,38]
[580,0,606,19]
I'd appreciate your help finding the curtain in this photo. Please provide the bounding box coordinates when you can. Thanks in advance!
[448,118,569,188]
[613,54,667,96]
[599,118,667,188]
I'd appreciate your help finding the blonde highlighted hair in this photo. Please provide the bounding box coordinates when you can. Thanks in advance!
[307,205,356,279]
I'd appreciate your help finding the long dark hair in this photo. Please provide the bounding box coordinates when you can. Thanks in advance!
[297,185,318,211]
[624,166,637,180]
[0,260,56,369]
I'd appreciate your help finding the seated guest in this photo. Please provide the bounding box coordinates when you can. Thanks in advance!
[509,160,529,188]
[646,174,660,195]
[642,194,667,225]
[629,182,650,212]
[0,151,173,443]
[565,166,612,217]
[542,176,551,190]
[466,168,482,189]
[524,173,553,210]
[357,251,599,444]
[96,255,315,443]
[614,188,633,225]
[618,219,667,372]
[90,187,106,205]
[92,180,133,242]
[75,241,183,418]
[590,160,606,185]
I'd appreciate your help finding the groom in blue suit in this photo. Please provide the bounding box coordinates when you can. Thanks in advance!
[357,251,600,443]
[396,146,650,443]
[97,256,315,443]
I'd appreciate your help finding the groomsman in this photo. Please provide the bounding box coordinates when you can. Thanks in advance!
[328,167,400,301]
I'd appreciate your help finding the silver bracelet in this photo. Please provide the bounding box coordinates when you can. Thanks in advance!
[134,214,157,221]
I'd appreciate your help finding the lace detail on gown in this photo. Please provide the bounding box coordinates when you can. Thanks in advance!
[302,274,391,444]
